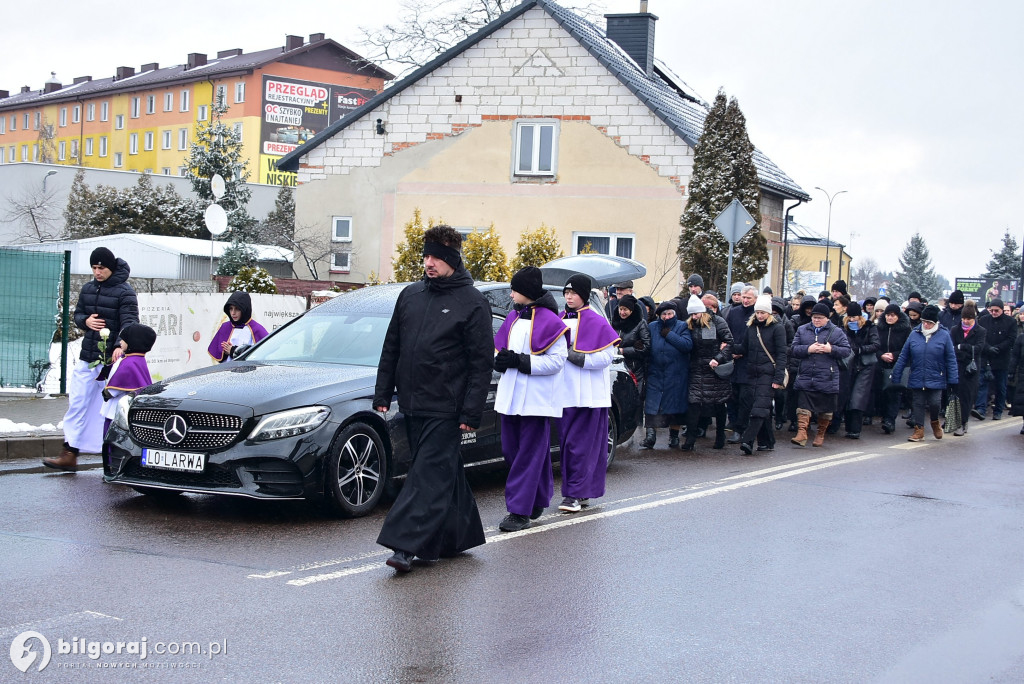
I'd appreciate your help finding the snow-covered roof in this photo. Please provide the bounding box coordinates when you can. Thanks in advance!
[786,221,845,249]
[4,234,292,261]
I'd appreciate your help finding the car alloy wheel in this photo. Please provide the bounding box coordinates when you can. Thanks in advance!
[325,423,388,517]
[606,412,618,468]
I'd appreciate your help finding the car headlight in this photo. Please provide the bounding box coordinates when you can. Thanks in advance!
[248,406,330,442]
[113,394,133,430]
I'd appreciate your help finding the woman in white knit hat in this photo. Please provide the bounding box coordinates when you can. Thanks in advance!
[681,295,734,450]
[731,295,787,454]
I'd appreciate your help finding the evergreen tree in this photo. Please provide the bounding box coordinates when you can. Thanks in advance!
[391,208,442,282]
[217,241,258,276]
[463,224,510,281]
[262,186,295,242]
[678,91,765,292]
[982,231,1022,279]
[511,223,564,270]
[63,169,96,238]
[888,233,942,302]
[62,172,203,238]
[229,266,277,294]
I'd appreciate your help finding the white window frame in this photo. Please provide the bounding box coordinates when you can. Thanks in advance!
[178,128,188,150]
[85,137,93,156]
[178,166,188,177]
[8,146,14,163]
[819,260,832,273]
[115,114,124,130]
[513,119,559,177]
[180,89,190,112]
[21,145,28,162]
[100,102,109,122]
[164,92,173,112]
[86,103,95,121]
[161,130,172,150]
[162,167,171,175]
[32,144,38,161]
[0,117,4,134]
[33,112,40,130]
[70,139,78,160]
[234,82,245,103]
[114,151,123,167]
[144,131,154,151]
[129,133,139,154]
[23,113,29,129]
[233,122,243,141]
[58,141,66,161]
[59,108,67,127]
[332,217,353,242]
[99,136,107,157]
[197,105,208,122]
[331,252,351,273]
[215,85,228,107]
[131,97,141,118]
[146,95,156,114]
[571,232,635,260]
[9,115,15,131]
[72,105,81,123]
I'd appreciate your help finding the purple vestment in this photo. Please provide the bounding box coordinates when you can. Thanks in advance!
[558,406,608,499]
[561,306,620,352]
[208,320,269,363]
[500,414,554,516]
[104,354,152,392]
[494,307,568,353]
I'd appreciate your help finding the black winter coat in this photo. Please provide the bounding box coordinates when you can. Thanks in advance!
[725,303,754,383]
[949,322,987,407]
[74,258,139,363]
[979,312,1018,371]
[844,320,881,412]
[687,314,733,405]
[373,267,494,427]
[733,315,788,419]
[612,303,651,385]
[1009,335,1024,416]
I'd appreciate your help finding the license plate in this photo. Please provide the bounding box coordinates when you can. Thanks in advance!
[141,448,205,472]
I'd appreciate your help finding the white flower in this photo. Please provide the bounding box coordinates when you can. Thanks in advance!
[100,328,110,339]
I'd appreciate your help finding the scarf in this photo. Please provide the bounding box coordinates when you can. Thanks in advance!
[921,323,938,341]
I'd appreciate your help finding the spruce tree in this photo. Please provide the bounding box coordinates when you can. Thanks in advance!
[889,233,942,302]
[982,231,1022,279]
[511,224,564,270]
[678,91,765,292]
[463,224,510,281]
[392,208,442,282]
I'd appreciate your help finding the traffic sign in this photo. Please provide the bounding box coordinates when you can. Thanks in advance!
[713,198,757,244]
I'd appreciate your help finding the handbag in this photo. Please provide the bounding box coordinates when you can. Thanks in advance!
[882,366,911,391]
[713,359,734,378]
[944,395,963,434]
[964,345,978,377]
[755,327,789,386]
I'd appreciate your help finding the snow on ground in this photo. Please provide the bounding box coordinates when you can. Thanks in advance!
[0,419,61,435]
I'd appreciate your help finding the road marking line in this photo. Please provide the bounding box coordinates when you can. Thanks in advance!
[889,442,928,450]
[286,450,887,587]
[0,611,122,638]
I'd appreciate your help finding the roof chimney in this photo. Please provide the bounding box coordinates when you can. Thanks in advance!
[0,90,9,99]
[141,62,159,72]
[73,76,92,84]
[308,33,325,43]
[21,86,31,93]
[186,53,207,70]
[43,72,62,93]
[115,66,135,80]
[605,4,659,77]
[285,35,304,51]
[217,48,243,58]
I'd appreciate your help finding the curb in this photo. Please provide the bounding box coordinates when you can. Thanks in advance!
[1,436,67,461]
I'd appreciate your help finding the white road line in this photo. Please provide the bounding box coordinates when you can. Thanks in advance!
[0,611,122,638]
[286,450,888,587]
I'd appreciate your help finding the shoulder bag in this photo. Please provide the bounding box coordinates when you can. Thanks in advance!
[755,327,789,386]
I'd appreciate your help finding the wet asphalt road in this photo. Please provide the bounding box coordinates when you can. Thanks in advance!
[2,419,1023,682]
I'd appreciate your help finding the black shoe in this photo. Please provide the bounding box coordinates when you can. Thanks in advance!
[740,442,753,455]
[640,428,656,449]
[882,421,894,434]
[992,413,1002,421]
[499,513,531,532]
[727,431,742,444]
[385,551,414,573]
[530,505,544,520]
[713,436,725,449]
[970,408,984,421]
[680,442,695,452]
[668,435,680,449]
[906,419,915,428]
[845,432,860,439]
[788,421,798,433]
[826,423,840,435]
[775,421,784,431]
[696,427,706,438]
[756,445,774,452]
[862,416,873,426]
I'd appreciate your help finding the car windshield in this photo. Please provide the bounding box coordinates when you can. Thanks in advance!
[245,312,390,367]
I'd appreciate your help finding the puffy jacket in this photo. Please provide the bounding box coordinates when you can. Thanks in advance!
[687,313,733,405]
[373,266,494,427]
[612,302,652,385]
[733,314,788,418]
[725,303,754,383]
[979,311,1018,371]
[644,317,692,415]
[74,258,139,363]
[791,320,852,394]
[890,324,959,390]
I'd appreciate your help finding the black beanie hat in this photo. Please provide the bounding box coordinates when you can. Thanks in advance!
[563,273,593,299]
[884,303,902,317]
[831,279,848,295]
[90,247,117,271]
[846,301,863,319]
[119,323,157,354]
[989,297,1005,309]
[811,302,833,318]
[510,266,546,301]
[948,290,965,305]
[617,294,638,311]
[921,304,940,322]
[655,301,678,317]
[908,291,922,301]
[687,273,704,289]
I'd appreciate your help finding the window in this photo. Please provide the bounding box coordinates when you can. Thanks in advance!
[144,131,154,151]
[34,112,41,130]
[99,136,107,157]
[572,232,634,259]
[180,89,190,112]
[70,139,78,159]
[59,108,67,127]
[85,137,93,156]
[101,102,109,122]
[58,141,66,161]
[233,122,243,141]
[32,144,38,161]
[131,97,140,118]
[0,117,4,134]
[197,105,208,121]
[819,260,832,273]
[146,95,156,114]
[115,114,124,130]
[21,145,28,161]
[9,115,15,131]
[234,82,245,103]
[23,113,29,129]
[114,152,123,167]
[72,105,80,123]
[215,85,227,106]
[8,146,14,162]
[87,103,95,121]
[331,252,351,272]
[162,167,171,175]
[178,128,188,150]
[514,120,558,176]
[129,133,138,154]
[161,130,172,150]
[332,217,352,242]
[164,92,173,112]
[178,166,187,177]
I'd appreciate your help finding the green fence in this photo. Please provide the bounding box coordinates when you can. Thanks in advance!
[0,248,68,389]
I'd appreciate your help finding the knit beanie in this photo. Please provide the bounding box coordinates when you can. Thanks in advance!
[563,273,592,298]
[830,279,848,295]
[846,301,862,319]
[655,301,678,317]
[989,298,1005,309]
[90,247,117,271]
[686,294,705,315]
[948,290,965,305]
[617,294,638,311]
[754,294,772,314]
[687,273,704,289]
[510,266,545,301]
[921,304,940,322]
[731,282,745,296]
[811,302,833,318]
[883,303,902,317]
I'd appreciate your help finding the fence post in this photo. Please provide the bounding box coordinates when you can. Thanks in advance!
[60,250,71,395]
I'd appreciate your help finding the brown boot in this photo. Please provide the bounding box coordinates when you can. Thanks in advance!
[908,425,925,442]
[931,420,943,439]
[791,410,811,446]
[43,447,78,472]
[812,413,832,447]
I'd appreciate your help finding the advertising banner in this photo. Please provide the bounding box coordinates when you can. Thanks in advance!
[134,293,307,381]
[259,76,377,186]
[954,278,1019,304]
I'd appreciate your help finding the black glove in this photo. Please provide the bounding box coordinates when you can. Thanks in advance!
[633,339,645,351]
[101,388,113,402]
[494,349,517,372]
[567,349,586,367]
[517,352,532,375]
[95,363,112,382]
[659,326,670,338]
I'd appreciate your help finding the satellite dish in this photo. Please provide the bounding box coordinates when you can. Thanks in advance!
[204,203,228,236]
[210,174,226,200]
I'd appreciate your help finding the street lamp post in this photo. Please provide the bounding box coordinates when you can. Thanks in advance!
[814,186,847,288]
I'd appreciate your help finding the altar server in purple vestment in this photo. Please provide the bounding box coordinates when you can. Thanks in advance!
[556,274,620,513]
[99,324,155,469]
[208,291,269,363]
[494,266,569,532]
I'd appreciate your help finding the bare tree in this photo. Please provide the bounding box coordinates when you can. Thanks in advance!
[644,228,684,298]
[37,120,57,165]
[2,185,63,242]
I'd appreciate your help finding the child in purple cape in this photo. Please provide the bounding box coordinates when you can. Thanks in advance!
[493,266,569,532]
[556,273,620,513]
[99,323,156,455]
[208,291,269,363]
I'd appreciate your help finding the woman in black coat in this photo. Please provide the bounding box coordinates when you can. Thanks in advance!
[875,303,912,434]
[732,295,788,454]
[948,301,987,436]
[681,295,733,450]
[1009,331,1024,434]
[841,302,881,438]
[611,295,652,393]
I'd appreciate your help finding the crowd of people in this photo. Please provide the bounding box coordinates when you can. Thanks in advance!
[608,276,1024,456]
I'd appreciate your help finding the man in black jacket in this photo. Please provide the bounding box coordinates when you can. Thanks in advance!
[44,247,138,472]
[373,225,492,572]
[973,298,1018,420]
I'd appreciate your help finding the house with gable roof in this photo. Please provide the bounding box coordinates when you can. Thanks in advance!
[278,0,810,299]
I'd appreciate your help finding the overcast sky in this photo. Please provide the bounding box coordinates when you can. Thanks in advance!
[4,0,1021,283]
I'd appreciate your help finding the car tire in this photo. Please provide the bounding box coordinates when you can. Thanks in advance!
[606,412,619,469]
[324,423,389,518]
[130,485,184,499]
